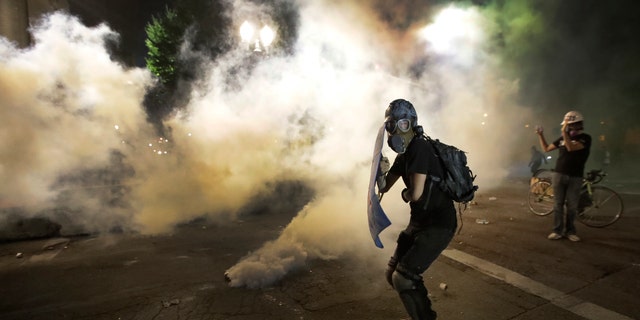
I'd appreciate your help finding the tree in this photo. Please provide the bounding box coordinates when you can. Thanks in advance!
[143,1,233,123]
[145,7,186,87]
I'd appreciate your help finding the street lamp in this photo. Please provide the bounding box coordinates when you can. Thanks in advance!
[239,21,254,43]
[239,20,275,53]
[259,25,275,48]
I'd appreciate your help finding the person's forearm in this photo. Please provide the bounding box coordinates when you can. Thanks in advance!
[401,173,426,202]
[538,133,549,152]
[381,173,399,193]
[401,187,424,202]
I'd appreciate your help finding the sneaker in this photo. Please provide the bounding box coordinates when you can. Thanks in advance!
[547,232,562,240]
[567,234,581,242]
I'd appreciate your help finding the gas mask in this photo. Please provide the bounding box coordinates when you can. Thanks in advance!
[385,118,415,154]
[565,125,582,137]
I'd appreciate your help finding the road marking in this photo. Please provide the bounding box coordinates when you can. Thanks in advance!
[442,248,635,320]
[28,250,62,262]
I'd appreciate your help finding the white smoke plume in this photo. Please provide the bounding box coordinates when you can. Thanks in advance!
[0,13,154,231]
[223,2,532,287]
[0,1,531,286]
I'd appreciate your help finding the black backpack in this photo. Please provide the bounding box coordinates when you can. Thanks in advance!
[423,135,478,203]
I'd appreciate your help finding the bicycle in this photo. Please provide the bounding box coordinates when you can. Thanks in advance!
[527,169,624,227]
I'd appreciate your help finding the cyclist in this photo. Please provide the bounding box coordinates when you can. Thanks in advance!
[535,111,591,242]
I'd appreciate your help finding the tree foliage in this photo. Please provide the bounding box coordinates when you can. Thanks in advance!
[144,7,185,87]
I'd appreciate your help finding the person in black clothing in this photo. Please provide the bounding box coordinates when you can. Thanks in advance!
[535,111,591,242]
[378,99,457,320]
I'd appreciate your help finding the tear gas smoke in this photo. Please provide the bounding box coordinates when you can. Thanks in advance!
[0,14,154,232]
[0,1,531,287]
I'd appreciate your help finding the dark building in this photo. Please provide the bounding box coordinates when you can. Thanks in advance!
[0,0,69,47]
[0,0,169,66]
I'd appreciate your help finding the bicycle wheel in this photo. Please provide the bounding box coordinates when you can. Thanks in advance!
[577,185,624,228]
[528,180,554,216]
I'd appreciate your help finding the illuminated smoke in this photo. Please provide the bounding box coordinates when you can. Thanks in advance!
[0,13,154,232]
[223,1,531,287]
[1,1,531,286]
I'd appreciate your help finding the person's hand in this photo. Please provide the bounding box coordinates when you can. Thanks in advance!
[385,256,397,288]
[535,125,544,135]
[380,156,390,174]
[377,156,390,193]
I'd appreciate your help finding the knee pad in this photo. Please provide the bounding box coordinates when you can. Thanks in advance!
[392,270,418,292]
[392,270,435,320]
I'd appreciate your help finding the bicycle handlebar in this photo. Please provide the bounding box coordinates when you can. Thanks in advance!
[585,169,606,184]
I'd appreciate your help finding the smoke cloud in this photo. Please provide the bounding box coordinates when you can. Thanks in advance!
[0,13,154,232]
[1,0,534,286]
[220,1,531,287]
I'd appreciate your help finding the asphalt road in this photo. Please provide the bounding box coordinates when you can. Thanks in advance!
[0,178,638,320]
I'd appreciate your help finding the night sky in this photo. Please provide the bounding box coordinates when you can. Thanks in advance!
[375,0,640,142]
[491,0,640,162]
[497,0,640,122]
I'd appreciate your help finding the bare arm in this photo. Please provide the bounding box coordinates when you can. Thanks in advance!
[536,126,557,152]
[401,172,427,202]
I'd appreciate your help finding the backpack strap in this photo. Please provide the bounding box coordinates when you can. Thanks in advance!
[422,178,435,211]
[421,134,445,182]
[420,134,443,211]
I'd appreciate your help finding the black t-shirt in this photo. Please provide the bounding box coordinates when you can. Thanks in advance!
[553,133,591,178]
[389,136,457,230]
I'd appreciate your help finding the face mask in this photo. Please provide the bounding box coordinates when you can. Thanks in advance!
[566,125,581,137]
[387,130,414,154]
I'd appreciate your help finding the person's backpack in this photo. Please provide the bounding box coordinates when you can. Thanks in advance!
[424,135,478,203]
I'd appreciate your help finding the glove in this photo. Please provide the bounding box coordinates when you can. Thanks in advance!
[376,173,387,192]
[376,156,390,192]
[380,156,390,174]
[401,188,411,203]
[385,256,398,288]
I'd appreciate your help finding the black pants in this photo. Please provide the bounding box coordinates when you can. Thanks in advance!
[393,226,454,319]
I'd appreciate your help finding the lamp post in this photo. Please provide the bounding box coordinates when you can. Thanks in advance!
[239,20,275,54]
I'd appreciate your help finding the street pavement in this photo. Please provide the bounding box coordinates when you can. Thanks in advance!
[0,178,638,320]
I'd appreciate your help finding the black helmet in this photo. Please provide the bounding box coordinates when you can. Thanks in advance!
[385,99,417,133]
